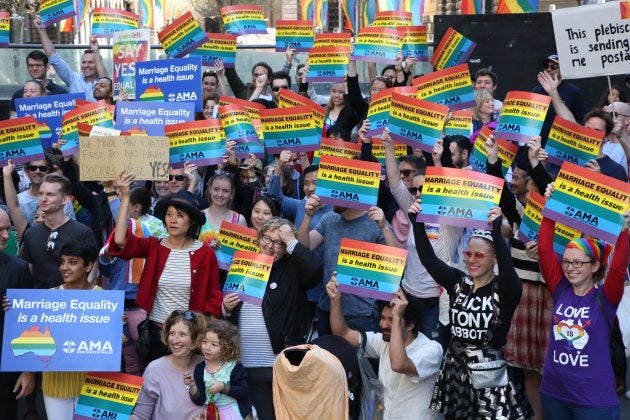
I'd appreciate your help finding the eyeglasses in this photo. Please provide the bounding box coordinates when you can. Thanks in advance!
[383,74,396,80]
[261,234,285,249]
[462,251,492,260]
[400,169,417,177]
[28,63,45,69]
[46,231,58,252]
[27,165,49,172]
[561,260,593,268]
[169,174,185,181]
[545,64,559,70]
[214,170,234,178]
[272,85,289,92]
[172,310,196,320]
[408,185,423,195]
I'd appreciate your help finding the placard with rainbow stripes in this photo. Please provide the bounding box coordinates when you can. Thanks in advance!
[91,8,139,38]
[417,167,503,229]
[430,27,476,70]
[494,91,551,145]
[38,0,75,28]
[223,251,274,306]
[218,104,264,159]
[0,117,45,167]
[402,26,429,61]
[469,125,518,176]
[372,11,412,27]
[0,12,9,48]
[315,155,381,210]
[311,137,361,165]
[275,20,314,52]
[313,32,352,49]
[61,100,114,156]
[216,222,260,271]
[414,64,475,111]
[306,47,349,82]
[260,106,320,154]
[165,119,225,168]
[444,110,472,137]
[278,88,325,138]
[545,116,603,167]
[74,372,143,420]
[352,27,404,64]
[221,5,267,35]
[336,238,408,301]
[157,11,208,58]
[542,161,630,244]
[189,33,238,68]
[388,92,448,152]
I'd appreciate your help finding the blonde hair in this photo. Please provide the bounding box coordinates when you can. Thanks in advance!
[472,89,493,121]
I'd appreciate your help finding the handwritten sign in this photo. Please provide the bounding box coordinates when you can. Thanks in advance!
[494,91,551,145]
[79,136,169,181]
[74,372,143,420]
[306,47,349,82]
[0,117,45,167]
[113,29,150,100]
[91,8,139,38]
[220,5,267,35]
[336,239,408,301]
[0,12,9,47]
[312,137,362,165]
[1,289,123,371]
[469,126,518,176]
[38,0,75,28]
[61,100,114,156]
[402,26,429,61]
[444,110,473,137]
[223,251,273,306]
[542,161,630,243]
[315,155,381,211]
[413,63,475,110]
[189,33,237,68]
[417,167,503,229]
[552,2,630,79]
[116,101,195,136]
[430,27,477,70]
[388,92,448,152]
[218,104,264,159]
[216,222,259,271]
[372,11,412,27]
[165,119,224,168]
[260,106,320,154]
[545,116,603,167]
[352,27,404,64]
[157,11,208,58]
[275,20,314,52]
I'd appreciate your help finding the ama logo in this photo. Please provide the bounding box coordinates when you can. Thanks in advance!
[167,91,198,102]
[63,340,113,354]
[349,276,379,289]
[564,207,599,226]
[437,206,473,218]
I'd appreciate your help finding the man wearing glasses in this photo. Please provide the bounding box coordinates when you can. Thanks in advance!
[252,72,292,109]
[531,54,586,143]
[8,50,68,117]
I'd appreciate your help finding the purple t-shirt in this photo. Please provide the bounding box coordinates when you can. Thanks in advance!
[540,279,618,408]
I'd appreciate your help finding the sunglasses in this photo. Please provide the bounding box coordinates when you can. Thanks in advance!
[462,251,492,260]
[27,165,49,172]
[214,170,235,178]
[47,231,59,252]
[272,85,289,92]
[400,169,417,177]
[408,185,423,195]
[545,64,559,70]
[261,234,285,249]
[172,310,196,320]
[169,174,185,181]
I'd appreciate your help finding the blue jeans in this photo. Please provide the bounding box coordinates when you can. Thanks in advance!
[541,393,620,420]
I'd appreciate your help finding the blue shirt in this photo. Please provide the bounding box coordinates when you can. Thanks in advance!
[48,53,97,101]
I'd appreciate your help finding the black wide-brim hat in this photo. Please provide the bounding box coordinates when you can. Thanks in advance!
[155,190,206,228]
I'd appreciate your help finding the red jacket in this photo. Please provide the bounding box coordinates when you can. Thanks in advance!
[108,230,222,317]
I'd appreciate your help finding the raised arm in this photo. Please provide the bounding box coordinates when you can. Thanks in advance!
[113,171,135,248]
[489,209,521,306]
[34,16,56,57]
[89,35,108,77]
[388,289,420,374]
[326,274,361,347]
[537,71,575,123]
[2,161,27,239]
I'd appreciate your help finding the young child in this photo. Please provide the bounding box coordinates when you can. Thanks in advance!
[184,319,252,420]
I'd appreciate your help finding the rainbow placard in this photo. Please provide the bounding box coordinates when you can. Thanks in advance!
[352,27,404,64]
[541,161,630,244]
[545,116,603,167]
[278,88,325,138]
[113,29,151,100]
[189,33,237,68]
[315,155,381,211]
[444,110,473,137]
[313,32,352,49]
[275,20,314,52]
[223,251,273,306]
[0,12,9,47]
[518,191,581,255]
[61,100,115,156]
[388,92,448,152]
[157,11,208,58]
[91,8,139,38]
[401,26,429,61]
[218,104,264,159]
[260,106,320,154]
[372,11,412,27]
[218,95,265,121]
[336,238,408,301]
[366,89,393,137]
[165,119,225,168]
[413,64,475,111]
[370,138,408,166]
[74,372,143,420]
[494,91,551,145]
[469,126,518,176]
[216,222,259,271]
[430,27,477,70]
[312,137,362,165]
[417,167,504,229]
[306,47,349,82]
[0,117,45,167]
[220,5,267,35]
[38,0,75,28]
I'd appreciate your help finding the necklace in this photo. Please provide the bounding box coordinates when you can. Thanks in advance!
[205,360,225,378]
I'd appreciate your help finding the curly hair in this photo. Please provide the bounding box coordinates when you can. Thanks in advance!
[205,319,242,362]
[161,310,206,353]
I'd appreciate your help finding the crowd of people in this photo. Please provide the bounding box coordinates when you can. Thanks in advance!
[1,17,630,420]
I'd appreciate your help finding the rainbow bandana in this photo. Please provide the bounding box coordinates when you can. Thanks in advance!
[566,237,613,265]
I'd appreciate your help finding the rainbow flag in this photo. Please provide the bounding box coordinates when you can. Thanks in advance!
[302,0,315,21]
[404,0,424,25]
[315,0,328,29]
[621,1,630,19]
[0,12,10,47]
[140,0,154,28]
[59,16,74,32]
[462,0,482,14]
[340,0,357,33]
[75,0,90,29]
[377,0,399,11]
[497,0,538,13]
[155,0,165,27]
[363,0,376,27]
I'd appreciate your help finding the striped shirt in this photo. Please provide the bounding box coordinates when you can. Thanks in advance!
[239,303,276,368]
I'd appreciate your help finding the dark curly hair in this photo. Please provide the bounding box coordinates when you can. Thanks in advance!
[205,319,242,362]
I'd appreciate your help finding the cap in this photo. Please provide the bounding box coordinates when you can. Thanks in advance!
[604,101,630,117]
[542,54,559,67]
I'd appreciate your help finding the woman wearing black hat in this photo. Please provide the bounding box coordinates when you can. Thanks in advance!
[109,171,222,362]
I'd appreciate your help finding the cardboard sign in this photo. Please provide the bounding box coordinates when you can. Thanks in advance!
[79,136,169,181]
[1,289,124,371]
[116,101,195,136]
[189,33,238,68]
[157,11,208,58]
[0,117,46,167]
[73,372,143,420]
[275,20,314,52]
[352,27,405,64]
[220,5,267,35]
[417,167,503,229]
[336,238,408,301]
[545,116,603,167]
[542,161,630,244]
[413,63,476,111]
[388,92,448,152]
[38,0,75,28]
[165,119,225,168]
[223,251,273,306]
[260,106,320,154]
[430,27,477,70]
[315,155,381,211]
[91,8,139,38]
[113,29,151,100]
[215,222,259,271]
[494,91,551,145]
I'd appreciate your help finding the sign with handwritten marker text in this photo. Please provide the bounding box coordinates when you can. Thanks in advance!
[115,101,195,136]
[306,47,349,82]
[38,0,75,28]
[218,104,264,159]
[315,155,381,211]
[91,8,139,38]
[388,93,448,152]
[402,26,429,61]
[61,100,115,156]
[417,167,503,229]
[223,251,273,306]
[165,119,225,168]
[431,27,477,70]
[413,64,476,111]
[157,11,208,58]
[494,91,551,145]
[275,20,314,52]
[352,27,404,64]
[73,372,143,420]
[542,161,630,243]
[260,106,320,154]
[312,137,362,165]
[220,5,267,35]
[336,239,408,301]
[545,116,603,167]
[0,117,45,167]
[189,33,237,68]
[216,222,259,271]
[444,110,473,137]
[469,126,518,176]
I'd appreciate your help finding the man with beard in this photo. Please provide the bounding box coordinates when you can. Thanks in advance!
[326,281,443,419]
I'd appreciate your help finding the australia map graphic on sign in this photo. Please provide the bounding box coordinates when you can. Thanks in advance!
[10,326,57,367]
